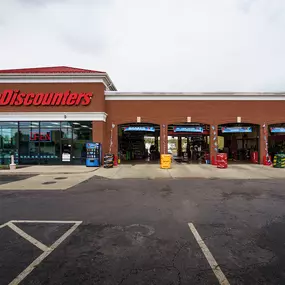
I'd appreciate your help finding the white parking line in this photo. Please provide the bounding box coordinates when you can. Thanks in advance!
[188,223,230,285]
[5,220,82,285]
[10,220,82,224]
[0,222,8,229]
[7,222,49,252]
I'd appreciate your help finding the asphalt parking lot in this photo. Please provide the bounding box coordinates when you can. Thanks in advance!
[1,177,285,284]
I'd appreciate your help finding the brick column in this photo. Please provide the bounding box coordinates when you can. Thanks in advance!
[155,134,159,150]
[160,124,168,155]
[259,123,267,164]
[210,124,218,164]
[92,121,106,163]
[177,137,182,157]
[110,124,118,155]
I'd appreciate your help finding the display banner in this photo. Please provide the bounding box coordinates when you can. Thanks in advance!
[221,127,252,133]
[173,126,203,133]
[270,127,285,133]
[124,126,155,132]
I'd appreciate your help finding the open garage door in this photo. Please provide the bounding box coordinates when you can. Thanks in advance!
[118,123,160,163]
[268,124,285,160]
[168,123,210,164]
[218,123,260,163]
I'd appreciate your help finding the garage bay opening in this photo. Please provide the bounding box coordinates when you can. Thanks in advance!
[168,123,210,163]
[268,124,285,160]
[218,123,260,163]
[118,123,160,163]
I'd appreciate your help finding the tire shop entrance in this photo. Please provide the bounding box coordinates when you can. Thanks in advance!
[268,124,285,160]
[218,123,260,163]
[168,123,210,164]
[118,123,160,163]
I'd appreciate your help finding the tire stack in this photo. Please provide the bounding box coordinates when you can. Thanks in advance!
[273,154,285,168]
[104,153,114,168]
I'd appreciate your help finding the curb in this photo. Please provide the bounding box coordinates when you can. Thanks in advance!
[0,168,99,175]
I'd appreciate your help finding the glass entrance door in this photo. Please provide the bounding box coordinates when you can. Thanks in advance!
[61,138,72,164]
[61,122,73,164]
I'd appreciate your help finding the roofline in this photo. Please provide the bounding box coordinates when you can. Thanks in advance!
[0,73,117,91]
[105,91,285,95]
[105,91,285,101]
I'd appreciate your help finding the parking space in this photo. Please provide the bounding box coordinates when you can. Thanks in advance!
[0,219,282,284]
[0,221,81,285]
[1,220,225,285]
[1,178,285,284]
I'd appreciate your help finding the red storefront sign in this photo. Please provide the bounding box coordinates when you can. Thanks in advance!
[0,90,93,106]
[30,132,51,142]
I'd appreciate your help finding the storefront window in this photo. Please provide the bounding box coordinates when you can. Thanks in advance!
[39,122,61,164]
[72,121,92,165]
[19,122,39,164]
[61,122,73,139]
[0,122,18,165]
[0,121,93,165]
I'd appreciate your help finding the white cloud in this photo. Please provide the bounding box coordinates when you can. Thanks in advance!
[0,0,285,91]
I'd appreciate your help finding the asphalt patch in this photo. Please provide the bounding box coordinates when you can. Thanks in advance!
[228,217,285,285]
[54,177,67,180]
[42,181,56,185]
[0,174,36,185]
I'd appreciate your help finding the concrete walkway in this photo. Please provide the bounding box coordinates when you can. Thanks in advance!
[94,163,285,179]
[0,165,98,190]
[0,172,96,190]
[0,163,284,191]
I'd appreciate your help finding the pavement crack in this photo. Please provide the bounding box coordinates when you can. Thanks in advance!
[117,241,189,285]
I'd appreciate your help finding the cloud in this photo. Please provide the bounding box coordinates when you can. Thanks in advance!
[16,0,68,6]
[238,0,258,13]
[0,0,285,91]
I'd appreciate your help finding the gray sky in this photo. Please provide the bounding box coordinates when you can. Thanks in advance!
[0,0,285,91]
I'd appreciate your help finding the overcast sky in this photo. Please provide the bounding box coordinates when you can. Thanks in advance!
[0,0,284,91]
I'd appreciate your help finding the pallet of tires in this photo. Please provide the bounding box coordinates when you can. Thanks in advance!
[273,154,285,168]
[104,153,114,168]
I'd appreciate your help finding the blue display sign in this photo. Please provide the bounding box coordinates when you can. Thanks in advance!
[173,126,203,133]
[221,127,252,133]
[124,126,155,132]
[270,127,285,133]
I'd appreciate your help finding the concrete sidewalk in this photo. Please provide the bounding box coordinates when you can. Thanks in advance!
[0,172,96,190]
[94,163,285,179]
[0,165,98,174]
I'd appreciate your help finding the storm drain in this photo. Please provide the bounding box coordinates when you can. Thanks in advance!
[42,181,57,185]
[54,177,68,180]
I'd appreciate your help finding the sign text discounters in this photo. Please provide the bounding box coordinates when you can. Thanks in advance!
[0,90,93,106]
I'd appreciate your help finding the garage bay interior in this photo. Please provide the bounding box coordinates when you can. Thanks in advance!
[168,123,210,163]
[0,121,92,165]
[118,123,160,163]
[268,124,285,160]
[218,123,260,163]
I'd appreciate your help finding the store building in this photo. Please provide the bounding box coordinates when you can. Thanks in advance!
[0,66,285,165]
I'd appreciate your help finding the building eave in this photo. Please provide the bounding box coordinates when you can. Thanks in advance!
[104,91,285,101]
[0,73,117,91]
